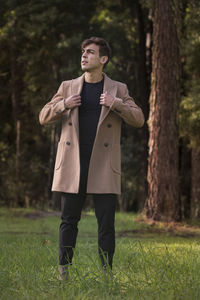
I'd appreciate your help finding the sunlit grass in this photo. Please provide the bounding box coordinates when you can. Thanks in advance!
[0,208,200,299]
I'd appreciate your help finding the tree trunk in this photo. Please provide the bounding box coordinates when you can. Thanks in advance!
[145,0,181,221]
[10,29,23,207]
[190,148,200,219]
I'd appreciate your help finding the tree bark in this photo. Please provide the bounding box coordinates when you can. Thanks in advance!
[145,0,181,221]
[190,148,200,219]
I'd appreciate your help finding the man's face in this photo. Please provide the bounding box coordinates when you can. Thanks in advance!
[81,43,106,72]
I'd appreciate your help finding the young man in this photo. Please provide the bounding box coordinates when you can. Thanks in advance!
[39,37,144,280]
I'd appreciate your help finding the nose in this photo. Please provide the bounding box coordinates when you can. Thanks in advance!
[82,52,87,58]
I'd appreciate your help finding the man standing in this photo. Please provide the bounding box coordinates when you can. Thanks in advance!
[39,37,144,280]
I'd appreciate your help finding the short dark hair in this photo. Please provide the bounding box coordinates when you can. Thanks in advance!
[81,37,112,66]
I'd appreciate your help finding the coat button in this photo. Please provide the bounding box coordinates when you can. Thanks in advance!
[69,122,72,126]
[104,143,109,147]
[66,141,70,145]
[107,124,112,128]
[55,110,61,115]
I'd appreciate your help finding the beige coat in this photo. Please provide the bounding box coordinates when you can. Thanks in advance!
[39,73,144,194]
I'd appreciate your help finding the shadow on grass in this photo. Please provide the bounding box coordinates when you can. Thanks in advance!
[1,208,200,239]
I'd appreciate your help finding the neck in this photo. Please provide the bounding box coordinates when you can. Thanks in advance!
[84,70,103,83]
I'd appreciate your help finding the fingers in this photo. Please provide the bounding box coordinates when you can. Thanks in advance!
[72,95,81,106]
[72,94,81,101]
[100,92,106,102]
[100,91,107,98]
[65,94,81,109]
[72,94,81,100]
[100,91,108,105]
[100,91,114,107]
[100,95,105,105]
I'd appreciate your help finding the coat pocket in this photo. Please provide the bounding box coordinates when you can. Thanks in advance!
[110,144,121,175]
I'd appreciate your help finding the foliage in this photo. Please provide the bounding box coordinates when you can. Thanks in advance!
[179,1,200,148]
[0,0,148,209]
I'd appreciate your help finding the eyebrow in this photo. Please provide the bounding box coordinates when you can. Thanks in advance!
[82,48,96,53]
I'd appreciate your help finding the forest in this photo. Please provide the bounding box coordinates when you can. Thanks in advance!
[0,0,200,222]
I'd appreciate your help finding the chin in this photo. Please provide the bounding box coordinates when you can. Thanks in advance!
[81,65,88,71]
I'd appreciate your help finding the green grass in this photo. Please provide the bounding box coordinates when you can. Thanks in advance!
[0,208,200,300]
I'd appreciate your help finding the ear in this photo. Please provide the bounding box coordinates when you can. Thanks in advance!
[100,56,108,65]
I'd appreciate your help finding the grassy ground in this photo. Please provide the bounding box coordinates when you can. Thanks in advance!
[0,208,200,300]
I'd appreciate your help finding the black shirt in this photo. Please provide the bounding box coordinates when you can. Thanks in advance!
[79,79,104,159]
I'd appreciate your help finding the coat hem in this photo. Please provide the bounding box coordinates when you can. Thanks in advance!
[52,188,121,195]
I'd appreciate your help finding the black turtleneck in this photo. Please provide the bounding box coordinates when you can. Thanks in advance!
[79,78,104,159]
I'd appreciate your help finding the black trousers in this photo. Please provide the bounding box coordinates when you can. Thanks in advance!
[59,155,117,268]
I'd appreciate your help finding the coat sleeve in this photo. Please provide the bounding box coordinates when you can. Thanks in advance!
[110,83,145,128]
[39,82,69,125]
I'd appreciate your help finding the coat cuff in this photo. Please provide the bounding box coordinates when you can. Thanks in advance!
[55,99,68,115]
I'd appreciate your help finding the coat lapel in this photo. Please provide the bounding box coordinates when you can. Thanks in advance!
[70,74,85,138]
[70,73,117,137]
[98,73,117,126]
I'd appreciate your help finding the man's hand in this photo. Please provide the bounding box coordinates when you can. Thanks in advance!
[64,94,81,109]
[100,91,114,107]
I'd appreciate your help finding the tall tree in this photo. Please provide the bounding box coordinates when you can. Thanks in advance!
[145,0,181,221]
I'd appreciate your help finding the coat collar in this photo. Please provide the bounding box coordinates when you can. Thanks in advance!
[71,72,117,96]
[70,73,117,137]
